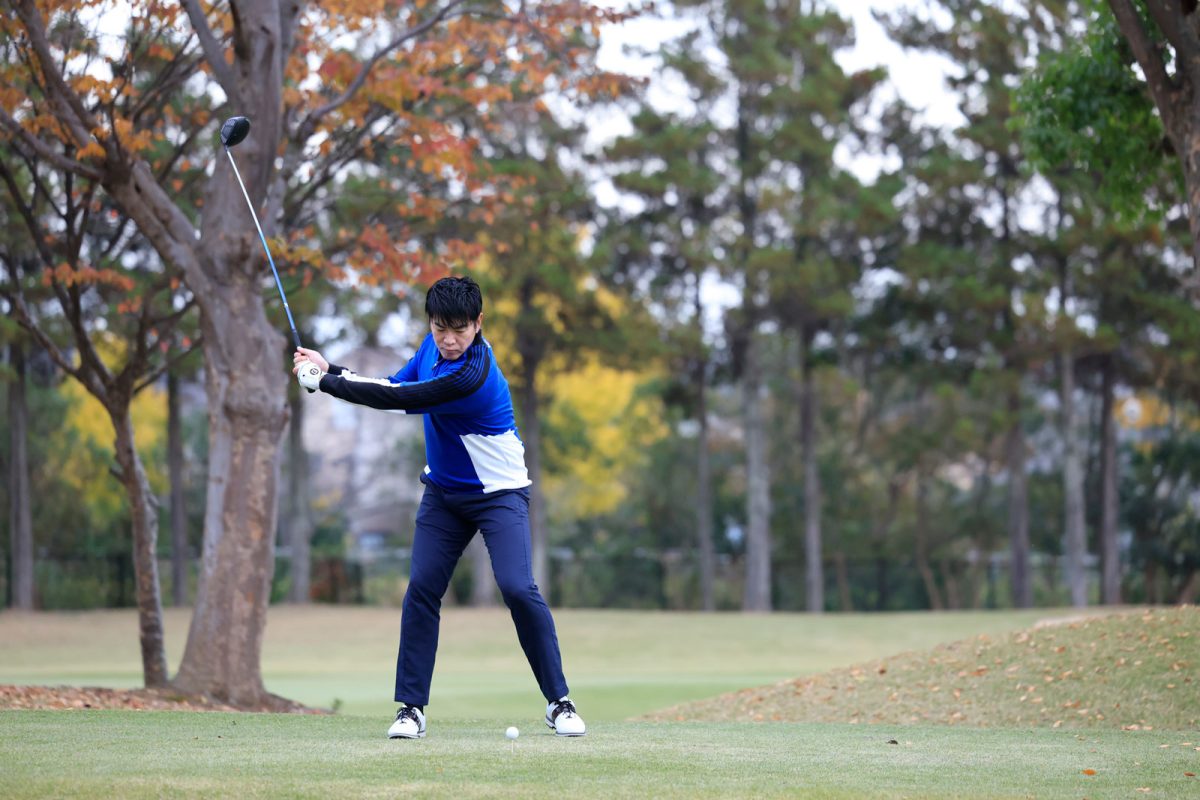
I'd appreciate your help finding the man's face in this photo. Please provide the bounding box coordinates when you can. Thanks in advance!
[430,315,482,361]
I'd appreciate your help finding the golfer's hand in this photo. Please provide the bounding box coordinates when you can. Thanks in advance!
[295,360,324,392]
[293,347,329,373]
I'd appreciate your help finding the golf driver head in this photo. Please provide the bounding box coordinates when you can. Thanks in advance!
[220,116,251,148]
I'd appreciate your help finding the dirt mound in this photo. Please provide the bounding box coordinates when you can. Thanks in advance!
[0,684,326,714]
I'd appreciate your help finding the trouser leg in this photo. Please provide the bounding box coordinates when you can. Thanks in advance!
[394,485,473,705]
[477,489,569,702]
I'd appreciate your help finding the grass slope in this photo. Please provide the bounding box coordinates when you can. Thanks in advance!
[2,710,1198,799]
[647,607,1199,731]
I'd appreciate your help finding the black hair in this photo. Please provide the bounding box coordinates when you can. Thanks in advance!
[425,275,483,328]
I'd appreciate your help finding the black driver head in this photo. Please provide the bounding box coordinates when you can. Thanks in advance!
[220,116,251,148]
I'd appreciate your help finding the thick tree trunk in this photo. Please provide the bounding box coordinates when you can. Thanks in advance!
[1099,358,1121,604]
[171,0,298,705]
[7,342,34,610]
[173,359,288,705]
[284,390,313,604]
[742,331,772,612]
[111,409,169,686]
[168,370,189,607]
[1006,391,1032,608]
[799,339,822,613]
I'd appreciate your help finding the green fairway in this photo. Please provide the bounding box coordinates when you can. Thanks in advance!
[0,606,1071,720]
[2,709,1197,799]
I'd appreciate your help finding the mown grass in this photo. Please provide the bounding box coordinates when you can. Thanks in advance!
[2,709,1198,799]
[0,605,1069,720]
[646,607,1200,731]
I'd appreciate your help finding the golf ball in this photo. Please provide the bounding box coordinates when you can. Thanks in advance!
[505,726,519,740]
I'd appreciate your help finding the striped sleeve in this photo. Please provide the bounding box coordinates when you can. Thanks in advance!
[317,343,490,413]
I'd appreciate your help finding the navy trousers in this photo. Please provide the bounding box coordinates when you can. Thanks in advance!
[394,480,569,706]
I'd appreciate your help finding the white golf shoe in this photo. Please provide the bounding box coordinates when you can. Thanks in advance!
[545,697,586,736]
[387,704,426,739]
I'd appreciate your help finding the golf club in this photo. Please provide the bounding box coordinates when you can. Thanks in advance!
[220,115,315,391]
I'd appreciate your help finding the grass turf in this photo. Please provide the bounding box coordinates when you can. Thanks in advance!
[1,710,1197,799]
[648,607,1200,731]
[4,605,1196,798]
[0,605,1073,719]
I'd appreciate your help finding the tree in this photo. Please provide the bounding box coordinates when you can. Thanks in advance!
[601,27,726,609]
[5,338,35,610]
[3,0,631,705]
[1105,0,1200,279]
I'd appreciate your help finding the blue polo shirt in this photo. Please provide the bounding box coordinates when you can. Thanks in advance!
[318,333,531,494]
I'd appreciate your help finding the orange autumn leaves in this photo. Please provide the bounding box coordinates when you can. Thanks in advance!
[5,0,641,293]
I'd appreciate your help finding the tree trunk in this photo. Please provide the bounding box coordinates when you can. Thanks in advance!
[518,362,549,593]
[111,408,169,686]
[1060,345,1088,607]
[833,551,852,611]
[168,369,189,607]
[6,342,34,610]
[799,335,822,613]
[284,390,313,604]
[695,365,716,611]
[468,536,496,606]
[1006,390,1032,608]
[693,284,716,611]
[170,0,298,704]
[1099,357,1121,604]
[1177,569,1199,605]
[172,361,288,705]
[914,465,944,610]
[742,330,772,612]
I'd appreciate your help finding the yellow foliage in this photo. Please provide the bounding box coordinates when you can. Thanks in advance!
[541,360,666,523]
[44,360,169,527]
[1119,392,1200,433]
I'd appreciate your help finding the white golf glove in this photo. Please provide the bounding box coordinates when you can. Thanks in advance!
[296,360,324,392]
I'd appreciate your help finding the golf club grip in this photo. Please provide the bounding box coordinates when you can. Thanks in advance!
[290,328,314,393]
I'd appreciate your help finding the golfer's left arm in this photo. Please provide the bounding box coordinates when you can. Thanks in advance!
[300,345,490,413]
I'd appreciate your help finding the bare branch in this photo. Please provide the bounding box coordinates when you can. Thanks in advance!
[0,160,58,267]
[180,0,242,106]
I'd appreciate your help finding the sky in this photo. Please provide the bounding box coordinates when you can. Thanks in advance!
[592,1,964,138]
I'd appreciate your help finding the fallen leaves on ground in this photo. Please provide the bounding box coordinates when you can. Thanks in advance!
[0,684,326,714]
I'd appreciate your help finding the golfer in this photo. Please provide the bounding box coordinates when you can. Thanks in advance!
[293,275,585,739]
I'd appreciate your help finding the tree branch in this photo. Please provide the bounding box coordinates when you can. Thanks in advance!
[0,109,103,181]
[13,0,100,148]
[299,0,473,134]
[180,0,242,106]
[1107,0,1185,145]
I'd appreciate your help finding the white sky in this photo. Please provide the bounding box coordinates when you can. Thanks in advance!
[593,1,963,136]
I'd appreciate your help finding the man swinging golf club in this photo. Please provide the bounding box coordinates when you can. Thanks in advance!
[292,276,586,739]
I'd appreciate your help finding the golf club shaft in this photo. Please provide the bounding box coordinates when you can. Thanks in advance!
[223,147,303,350]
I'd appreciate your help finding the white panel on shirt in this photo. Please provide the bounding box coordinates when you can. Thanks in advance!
[460,430,532,493]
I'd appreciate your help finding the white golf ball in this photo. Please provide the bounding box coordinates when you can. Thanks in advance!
[505,726,519,740]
